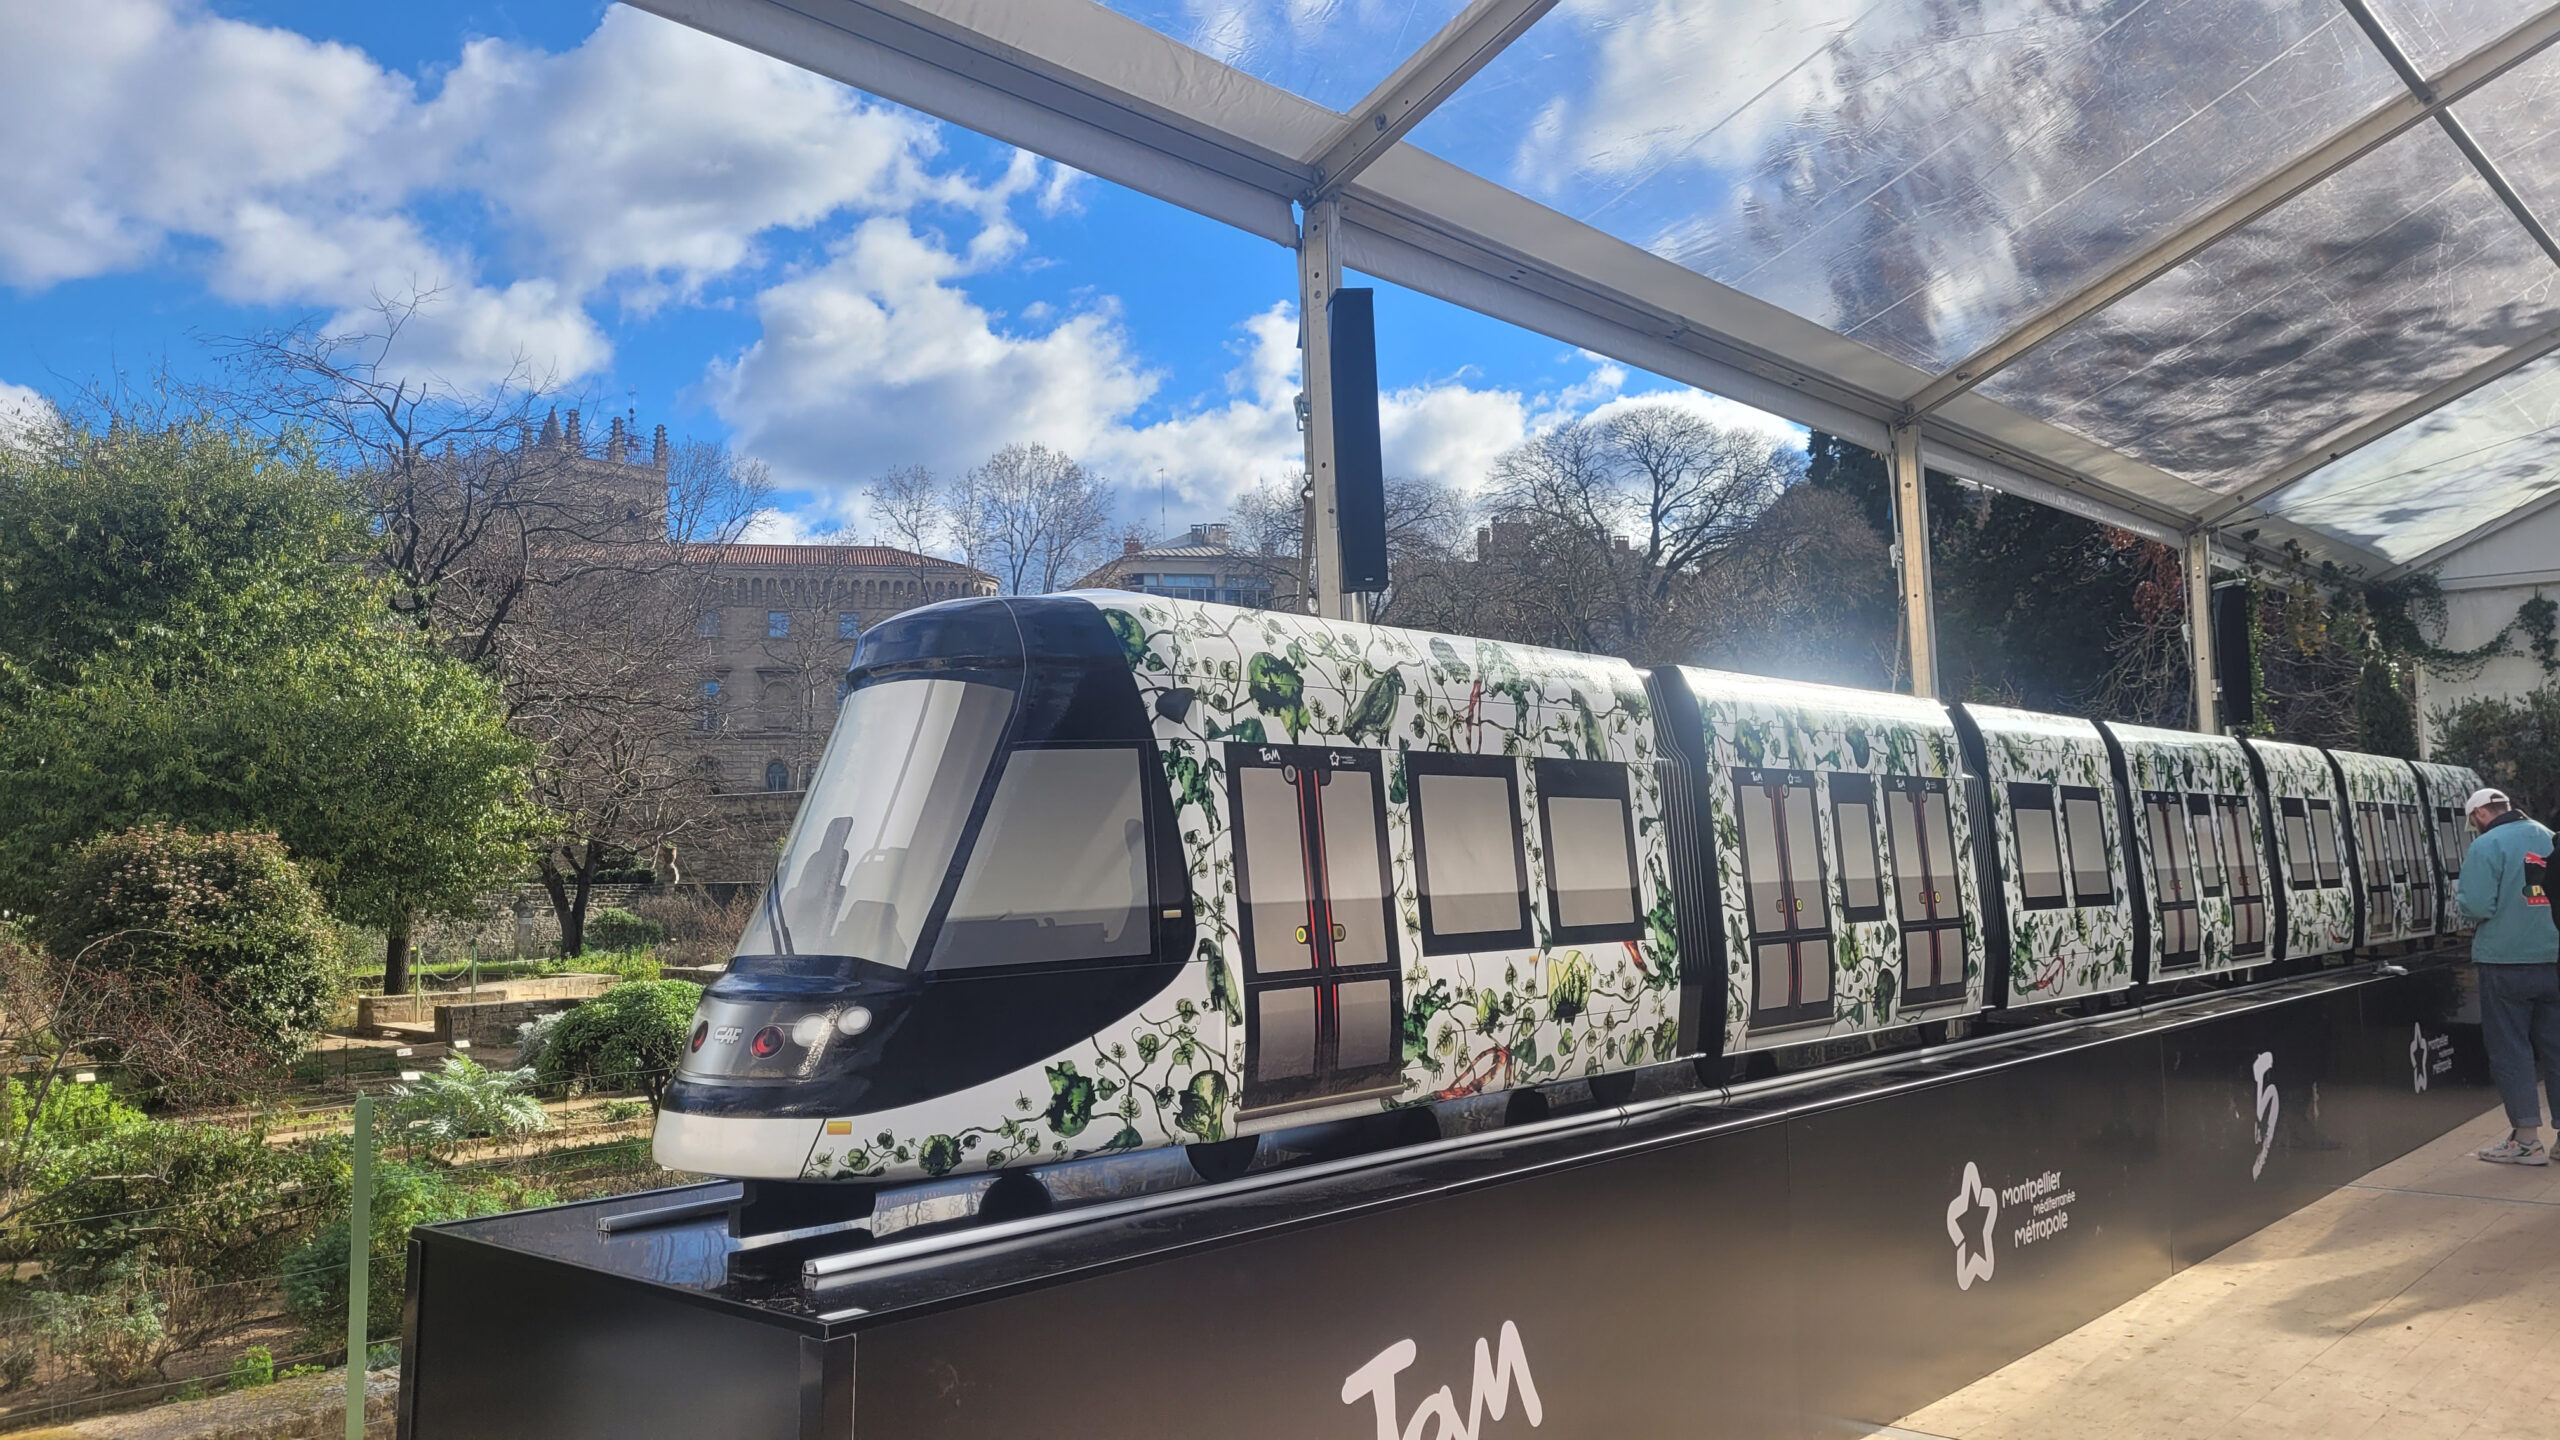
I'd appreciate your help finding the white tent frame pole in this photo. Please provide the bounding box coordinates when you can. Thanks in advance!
[1308,0,1556,200]
[1299,200,1355,620]
[1899,2,2560,419]
[2188,530,2219,735]
[1891,424,1939,699]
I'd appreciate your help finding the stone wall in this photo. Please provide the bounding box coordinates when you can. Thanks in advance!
[435,997,592,1048]
[356,975,619,1036]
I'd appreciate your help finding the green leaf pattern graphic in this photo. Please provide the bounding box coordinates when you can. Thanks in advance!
[1967,704,2136,1002]
[803,598,1679,1181]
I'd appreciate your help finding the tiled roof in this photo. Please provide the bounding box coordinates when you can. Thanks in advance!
[684,543,990,578]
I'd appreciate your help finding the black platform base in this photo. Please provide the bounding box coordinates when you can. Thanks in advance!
[398,960,2494,1440]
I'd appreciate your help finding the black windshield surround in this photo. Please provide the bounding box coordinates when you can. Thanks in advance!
[666,596,1193,1120]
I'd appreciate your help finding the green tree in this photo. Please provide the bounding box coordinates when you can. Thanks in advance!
[0,419,541,993]
[2435,685,2560,824]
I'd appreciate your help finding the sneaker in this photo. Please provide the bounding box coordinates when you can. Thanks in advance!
[2477,1137,2549,1166]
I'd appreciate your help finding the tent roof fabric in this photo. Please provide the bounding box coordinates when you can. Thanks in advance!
[632,0,2560,573]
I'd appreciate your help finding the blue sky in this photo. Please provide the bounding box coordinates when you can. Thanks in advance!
[0,0,1801,541]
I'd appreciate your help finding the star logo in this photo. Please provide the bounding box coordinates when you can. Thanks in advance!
[2410,1023,2429,1094]
[1946,1161,1998,1290]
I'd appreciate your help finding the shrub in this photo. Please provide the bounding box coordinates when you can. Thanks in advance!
[228,1344,274,1390]
[386,1056,547,1158]
[10,1117,339,1293]
[37,825,336,1069]
[31,1253,164,1389]
[630,888,753,968]
[512,1010,567,1074]
[583,906,663,952]
[1,1075,147,1152]
[281,1162,552,1348]
[535,980,702,1099]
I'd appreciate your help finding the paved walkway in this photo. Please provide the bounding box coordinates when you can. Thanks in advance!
[1896,1102,2560,1440]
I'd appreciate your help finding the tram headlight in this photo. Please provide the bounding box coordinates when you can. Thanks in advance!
[790,1013,831,1048]
[836,1006,873,1037]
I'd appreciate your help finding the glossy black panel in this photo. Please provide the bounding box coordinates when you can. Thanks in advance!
[403,1237,800,1440]
[410,963,2496,1440]
[1788,1037,2172,1432]
[858,1122,1799,1440]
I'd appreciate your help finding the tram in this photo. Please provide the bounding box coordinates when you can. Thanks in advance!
[655,593,2482,1189]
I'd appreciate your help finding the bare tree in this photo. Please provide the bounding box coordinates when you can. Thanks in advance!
[1472,404,1795,663]
[866,465,947,557]
[951,444,1118,594]
[202,296,772,974]
[1224,471,1467,617]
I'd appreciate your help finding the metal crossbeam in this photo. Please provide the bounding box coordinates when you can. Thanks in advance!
[1899,2,2560,419]
[2198,319,2560,530]
[2338,0,2560,266]
[1306,0,1557,201]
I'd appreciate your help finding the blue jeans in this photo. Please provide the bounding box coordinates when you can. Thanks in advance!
[2478,962,2560,1129]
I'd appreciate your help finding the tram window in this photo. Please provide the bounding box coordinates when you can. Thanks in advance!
[1884,778,1966,1003]
[2146,795,2199,965]
[1319,767,1395,972]
[2437,807,2467,877]
[931,747,1150,970]
[751,677,1012,966]
[1254,989,1316,1083]
[1235,766,1315,974]
[1536,759,1642,942]
[2309,799,2345,887]
[1733,768,1833,1024]
[2219,795,2267,955]
[1409,756,1531,952]
[2401,806,2436,932]
[2062,788,2113,906]
[1831,774,1886,922]
[2387,804,2412,882]
[1337,980,1395,1070]
[2011,784,2068,909]
[2187,794,2225,896]
[2280,798,2315,891]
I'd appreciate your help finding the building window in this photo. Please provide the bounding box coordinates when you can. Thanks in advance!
[697,610,720,637]
[697,679,723,733]
[767,611,790,638]
[764,760,792,792]
[838,611,861,639]
[1406,754,1531,954]
[1537,759,1642,944]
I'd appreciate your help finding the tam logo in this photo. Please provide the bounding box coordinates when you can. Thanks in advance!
[1342,1321,1542,1440]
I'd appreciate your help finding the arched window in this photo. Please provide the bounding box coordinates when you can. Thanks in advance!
[764,760,791,792]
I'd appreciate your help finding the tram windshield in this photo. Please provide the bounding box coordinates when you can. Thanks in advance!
[739,676,1014,968]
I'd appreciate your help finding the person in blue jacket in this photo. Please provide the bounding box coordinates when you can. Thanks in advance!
[2456,786,2560,1165]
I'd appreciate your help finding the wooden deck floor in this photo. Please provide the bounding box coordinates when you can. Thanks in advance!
[1895,1101,2560,1440]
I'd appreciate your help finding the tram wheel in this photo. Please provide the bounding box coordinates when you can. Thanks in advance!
[1503,1087,1551,1127]
[1185,1136,1260,1184]
[977,1172,1054,1222]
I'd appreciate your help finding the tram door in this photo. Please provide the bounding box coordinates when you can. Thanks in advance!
[1227,746,1402,1112]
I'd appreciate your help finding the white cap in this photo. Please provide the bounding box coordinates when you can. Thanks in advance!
[2465,787,2509,812]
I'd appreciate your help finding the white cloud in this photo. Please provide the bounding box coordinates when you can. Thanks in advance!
[707,218,1158,486]
[0,381,56,450]
[0,0,1056,389]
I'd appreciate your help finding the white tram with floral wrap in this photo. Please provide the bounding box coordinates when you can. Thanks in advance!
[655,594,2486,1198]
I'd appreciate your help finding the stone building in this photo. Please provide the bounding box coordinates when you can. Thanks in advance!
[688,540,997,799]
[1073,522,1298,608]
[519,410,997,881]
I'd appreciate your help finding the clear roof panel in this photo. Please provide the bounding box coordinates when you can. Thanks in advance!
[1095,0,1470,113]
[1401,0,2403,372]
[2455,44,2560,221]
[2265,345,2560,561]
[2361,0,2542,79]
[1980,121,2560,492]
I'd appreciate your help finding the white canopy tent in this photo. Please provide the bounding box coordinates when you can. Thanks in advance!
[630,0,2560,724]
